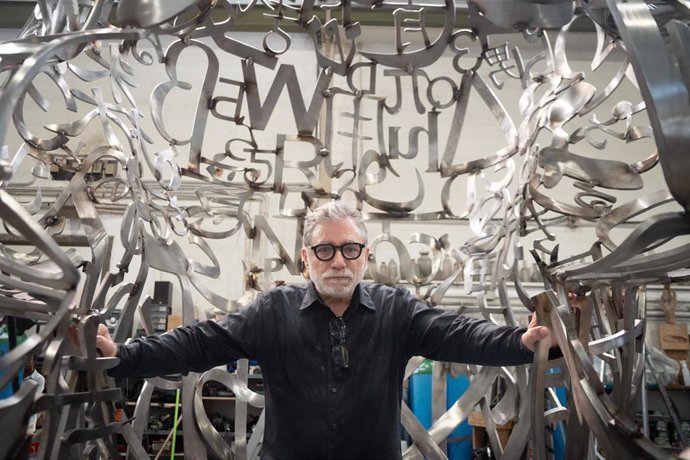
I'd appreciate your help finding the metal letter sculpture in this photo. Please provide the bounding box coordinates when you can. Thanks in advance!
[0,0,689,458]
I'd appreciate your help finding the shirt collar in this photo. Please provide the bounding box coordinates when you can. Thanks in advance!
[300,281,376,311]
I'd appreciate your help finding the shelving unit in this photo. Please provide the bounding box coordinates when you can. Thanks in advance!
[639,384,690,452]
[119,369,264,458]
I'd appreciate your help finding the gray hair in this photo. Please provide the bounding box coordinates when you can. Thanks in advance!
[302,201,368,247]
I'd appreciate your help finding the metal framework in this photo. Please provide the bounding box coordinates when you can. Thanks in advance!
[1,0,690,458]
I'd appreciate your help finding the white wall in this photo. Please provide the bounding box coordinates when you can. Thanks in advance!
[0,26,684,346]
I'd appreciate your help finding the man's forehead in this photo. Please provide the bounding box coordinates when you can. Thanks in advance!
[311,219,363,242]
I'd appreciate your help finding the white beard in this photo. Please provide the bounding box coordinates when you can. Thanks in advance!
[312,267,363,300]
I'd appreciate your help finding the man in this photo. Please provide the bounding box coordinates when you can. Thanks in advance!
[97,201,552,459]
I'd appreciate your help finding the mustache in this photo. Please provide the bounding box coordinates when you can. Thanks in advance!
[323,269,353,278]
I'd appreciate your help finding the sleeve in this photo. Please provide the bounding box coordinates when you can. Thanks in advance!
[108,297,264,379]
[402,290,535,366]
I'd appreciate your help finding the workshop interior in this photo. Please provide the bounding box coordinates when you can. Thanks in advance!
[1,0,690,458]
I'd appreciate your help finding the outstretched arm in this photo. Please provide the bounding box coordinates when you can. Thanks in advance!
[97,302,262,379]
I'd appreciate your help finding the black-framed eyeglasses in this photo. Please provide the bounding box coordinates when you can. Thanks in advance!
[329,317,349,368]
[310,243,365,262]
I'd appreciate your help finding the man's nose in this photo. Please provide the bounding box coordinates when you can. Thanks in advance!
[330,250,346,268]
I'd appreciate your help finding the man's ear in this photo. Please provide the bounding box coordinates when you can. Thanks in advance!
[300,247,310,279]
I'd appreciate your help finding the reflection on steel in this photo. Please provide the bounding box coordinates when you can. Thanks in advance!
[0,0,689,458]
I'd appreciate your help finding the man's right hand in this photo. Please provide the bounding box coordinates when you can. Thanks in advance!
[96,323,118,358]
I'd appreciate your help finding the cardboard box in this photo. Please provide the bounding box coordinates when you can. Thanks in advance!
[658,323,689,362]
[167,315,183,331]
[659,323,689,351]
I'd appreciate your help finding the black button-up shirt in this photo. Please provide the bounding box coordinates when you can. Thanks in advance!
[112,282,534,459]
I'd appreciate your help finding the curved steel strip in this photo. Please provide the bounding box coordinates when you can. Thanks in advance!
[0,190,79,289]
[500,366,531,460]
[358,156,425,214]
[431,361,448,455]
[644,350,690,449]
[607,0,690,211]
[72,189,114,313]
[119,423,152,459]
[478,397,508,460]
[529,174,611,219]
[95,282,134,319]
[132,379,155,448]
[12,97,68,151]
[187,187,251,239]
[403,367,500,460]
[251,214,302,275]
[306,17,359,76]
[544,390,568,425]
[68,91,156,147]
[177,374,207,458]
[612,284,640,417]
[117,0,204,28]
[428,263,464,306]
[567,243,690,284]
[33,64,77,112]
[540,291,605,397]
[113,257,150,344]
[209,27,278,70]
[39,145,127,221]
[573,372,667,459]
[547,298,664,457]
[580,32,631,114]
[234,359,249,460]
[193,367,265,459]
[33,336,73,459]
[147,2,214,37]
[193,382,234,458]
[150,39,219,173]
[247,410,265,460]
[560,212,690,280]
[404,356,427,381]
[0,271,64,305]
[464,191,512,256]
[490,368,518,426]
[0,294,56,319]
[667,20,690,91]
[440,73,518,177]
[67,60,111,82]
[587,319,643,358]
[127,377,172,457]
[595,189,674,251]
[471,0,575,30]
[539,146,643,191]
[401,402,448,460]
[529,292,554,460]
[0,29,146,148]
[359,0,454,69]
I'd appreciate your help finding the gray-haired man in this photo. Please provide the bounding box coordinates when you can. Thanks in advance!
[98,201,552,459]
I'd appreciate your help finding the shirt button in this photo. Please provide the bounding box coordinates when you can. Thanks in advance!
[331,423,338,430]
[330,386,338,393]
